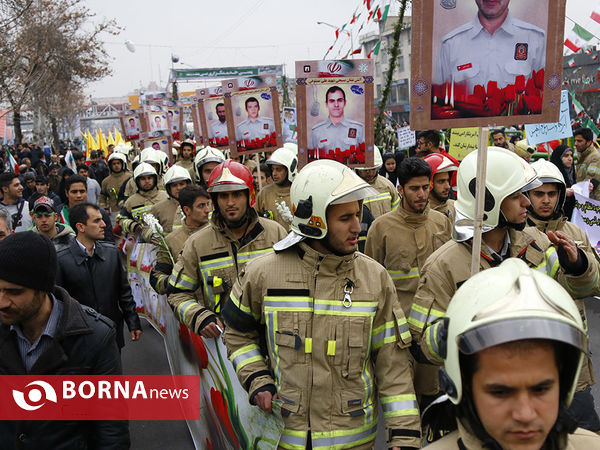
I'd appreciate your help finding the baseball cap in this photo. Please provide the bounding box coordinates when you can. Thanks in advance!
[32,196,57,214]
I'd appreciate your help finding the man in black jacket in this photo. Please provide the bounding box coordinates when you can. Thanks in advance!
[0,232,130,449]
[56,202,141,349]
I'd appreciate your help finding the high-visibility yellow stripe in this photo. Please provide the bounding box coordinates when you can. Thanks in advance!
[305,338,312,353]
[327,340,336,356]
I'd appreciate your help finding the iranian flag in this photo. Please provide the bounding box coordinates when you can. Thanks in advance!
[568,58,576,67]
[592,5,600,24]
[571,92,585,117]
[6,148,18,173]
[367,41,381,58]
[564,24,594,53]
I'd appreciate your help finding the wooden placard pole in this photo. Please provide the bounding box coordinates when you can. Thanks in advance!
[470,127,489,276]
[255,153,263,191]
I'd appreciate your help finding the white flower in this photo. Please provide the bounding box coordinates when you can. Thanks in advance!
[276,200,294,223]
[142,213,163,235]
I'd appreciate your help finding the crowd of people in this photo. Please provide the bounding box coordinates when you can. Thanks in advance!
[0,126,600,449]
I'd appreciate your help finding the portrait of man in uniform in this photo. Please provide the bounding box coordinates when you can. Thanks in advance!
[433,0,546,93]
[234,97,275,149]
[309,86,365,153]
[208,102,228,142]
[122,114,140,138]
[151,114,165,131]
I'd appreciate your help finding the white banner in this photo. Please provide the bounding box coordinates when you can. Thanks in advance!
[571,181,600,254]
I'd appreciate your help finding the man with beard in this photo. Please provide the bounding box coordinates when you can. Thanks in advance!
[255,147,298,229]
[174,139,196,179]
[365,157,451,406]
[167,160,286,338]
[355,148,399,219]
[424,153,458,221]
[222,159,421,450]
[209,103,229,146]
[408,147,599,435]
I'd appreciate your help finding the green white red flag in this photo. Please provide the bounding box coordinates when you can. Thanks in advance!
[564,24,594,53]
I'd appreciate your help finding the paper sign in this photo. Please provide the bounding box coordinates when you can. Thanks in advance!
[396,126,416,149]
[524,90,572,145]
[449,127,479,161]
[571,182,600,255]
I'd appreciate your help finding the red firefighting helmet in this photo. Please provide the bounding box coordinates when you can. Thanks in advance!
[207,160,256,207]
[424,153,457,188]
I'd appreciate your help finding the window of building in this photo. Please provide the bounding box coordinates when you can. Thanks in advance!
[397,55,404,73]
[376,84,382,99]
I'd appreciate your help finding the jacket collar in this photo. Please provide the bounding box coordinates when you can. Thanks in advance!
[69,237,106,264]
[393,201,430,226]
[0,286,93,374]
[210,207,262,245]
[580,144,597,161]
[526,213,566,233]
[297,241,356,275]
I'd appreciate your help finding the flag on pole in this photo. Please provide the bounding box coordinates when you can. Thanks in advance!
[571,92,585,116]
[107,130,116,148]
[350,48,362,56]
[380,3,391,22]
[115,129,124,145]
[367,41,381,58]
[564,24,594,53]
[6,148,18,173]
[592,5,600,24]
[568,58,576,67]
[583,118,600,140]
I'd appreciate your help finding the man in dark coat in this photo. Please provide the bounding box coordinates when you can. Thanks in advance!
[56,202,141,349]
[0,232,130,449]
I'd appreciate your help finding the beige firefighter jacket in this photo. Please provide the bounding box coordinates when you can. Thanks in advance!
[175,158,196,181]
[99,171,131,212]
[575,143,600,201]
[167,209,286,334]
[427,419,600,449]
[255,182,293,230]
[365,204,451,397]
[527,213,600,390]
[428,197,456,223]
[363,175,400,219]
[151,197,184,234]
[223,241,421,449]
[117,188,168,234]
[408,226,600,395]
[150,221,206,295]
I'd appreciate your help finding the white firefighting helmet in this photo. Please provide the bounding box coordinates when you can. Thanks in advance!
[274,159,378,251]
[113,142,133,159]
[453,146,541,242]
[528,159,567,218]
[107,152,128,172]
[266,147,298,183]
[442,258,586,407]
[283,142,298,155]
[133,162,158,191]
[163,165,192,197]
[194,146,225,181]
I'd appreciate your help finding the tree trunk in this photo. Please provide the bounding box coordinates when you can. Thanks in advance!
[374,0,409,148]
[50,116,60,152]
[12,108,22,145]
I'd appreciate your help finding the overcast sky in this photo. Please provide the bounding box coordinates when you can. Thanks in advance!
[83,0,597,99]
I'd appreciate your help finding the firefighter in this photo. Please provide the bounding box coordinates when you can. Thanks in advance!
[194,146,225,187]
[365,157,451,405]
[167,160,286,338]
[424,153,457,222]
[356,147,399,219]
[150,185,211,294]
[222,159,421,449]
[255,147,298,229]
[117,162,168,235]
[427,258,600,449]
[408,147,599,409]
[175,138,196,179]
[526,158,600,431]
[150,165,192,234]
[99,152,131,214]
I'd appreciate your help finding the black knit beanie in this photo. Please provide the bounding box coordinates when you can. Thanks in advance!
[0,232,56,292]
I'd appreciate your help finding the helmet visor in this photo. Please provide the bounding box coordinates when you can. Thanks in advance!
[330,186,379,205]
[208,183,248,193]
[457,317,586,355]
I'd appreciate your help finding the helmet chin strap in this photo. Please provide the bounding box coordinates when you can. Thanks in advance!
[498,211,526,231]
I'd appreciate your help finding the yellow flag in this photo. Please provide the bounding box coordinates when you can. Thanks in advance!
[115,129,124,144]
[98,128,108,151]
[107,130,116,148]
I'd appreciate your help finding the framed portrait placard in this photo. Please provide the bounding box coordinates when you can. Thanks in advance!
[410,0,566,129]
[193,86,230,150]
[295,59,374,168]
[222,74,282,158]
[140,131,173,164]
[162,100,184,141]
[141,104,172,135]
[120,110,142,142]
